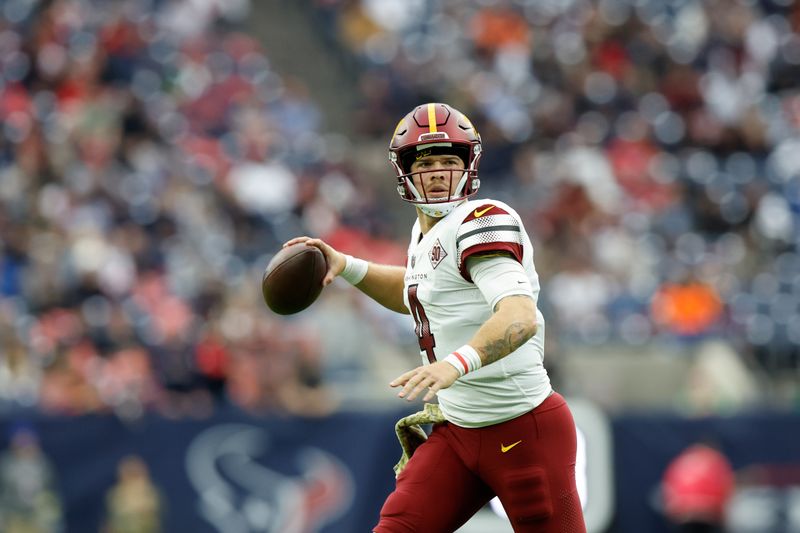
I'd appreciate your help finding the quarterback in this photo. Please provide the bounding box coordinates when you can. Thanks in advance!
[285,103,586,532]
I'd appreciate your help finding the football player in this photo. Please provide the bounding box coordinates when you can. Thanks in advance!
[285,103,586,532]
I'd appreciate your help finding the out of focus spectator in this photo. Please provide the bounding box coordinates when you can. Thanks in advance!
[651,278,724,338]
[660,442,736,533]
[103,455,162,533]
[0,427,63,533]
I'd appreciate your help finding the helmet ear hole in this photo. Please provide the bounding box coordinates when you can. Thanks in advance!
[399,149,417,175]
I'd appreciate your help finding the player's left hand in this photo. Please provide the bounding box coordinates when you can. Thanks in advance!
[390,361,460,402]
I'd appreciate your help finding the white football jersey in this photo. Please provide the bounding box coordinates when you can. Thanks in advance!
[402,199,552,428]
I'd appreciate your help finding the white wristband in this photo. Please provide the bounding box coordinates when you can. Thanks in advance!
[340,254,369,285]
[443,345,482,377]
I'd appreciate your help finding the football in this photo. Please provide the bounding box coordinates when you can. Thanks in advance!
[261,243,327,315]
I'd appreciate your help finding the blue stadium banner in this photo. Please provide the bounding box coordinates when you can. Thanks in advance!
[0,407,409,533]
[2,407,799,532]
[612,411,800,533]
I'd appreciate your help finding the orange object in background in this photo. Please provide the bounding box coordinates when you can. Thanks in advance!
[470,7,531,53]
[651,281,724,336]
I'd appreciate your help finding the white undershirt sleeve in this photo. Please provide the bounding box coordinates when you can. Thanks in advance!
[466,255,535,311]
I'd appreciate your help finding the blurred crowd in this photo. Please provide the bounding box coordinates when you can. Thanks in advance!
[0,0,798,420]
[0,0,412,420]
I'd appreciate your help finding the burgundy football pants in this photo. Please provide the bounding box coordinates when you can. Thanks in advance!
[374,392,586,533]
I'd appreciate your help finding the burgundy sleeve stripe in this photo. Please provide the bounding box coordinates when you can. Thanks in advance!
[455,225,520,246]
[458,241,524,281]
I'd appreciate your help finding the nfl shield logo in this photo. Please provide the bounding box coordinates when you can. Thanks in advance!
[428,239,447,269]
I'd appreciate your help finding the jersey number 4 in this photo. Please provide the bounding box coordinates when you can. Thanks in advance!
[407,284,436,363]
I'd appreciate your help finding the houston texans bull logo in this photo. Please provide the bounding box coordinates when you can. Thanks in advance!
[186,424,354,533]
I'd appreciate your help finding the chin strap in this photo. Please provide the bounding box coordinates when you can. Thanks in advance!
[417,200,463,218]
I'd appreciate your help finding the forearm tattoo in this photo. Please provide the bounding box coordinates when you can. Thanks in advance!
[479,322,533,365]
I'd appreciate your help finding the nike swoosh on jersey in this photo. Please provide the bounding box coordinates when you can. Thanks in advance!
[473,205,494,218]
[500,440,522,453]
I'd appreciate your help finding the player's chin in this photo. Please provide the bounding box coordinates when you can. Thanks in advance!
[426,192,450,200]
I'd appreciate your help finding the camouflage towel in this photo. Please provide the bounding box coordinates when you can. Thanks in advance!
[393,403,446,477]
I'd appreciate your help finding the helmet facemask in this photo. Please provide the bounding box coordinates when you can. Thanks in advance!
[391,143,482,218]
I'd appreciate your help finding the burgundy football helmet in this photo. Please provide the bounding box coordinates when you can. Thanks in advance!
[389,103,482,217]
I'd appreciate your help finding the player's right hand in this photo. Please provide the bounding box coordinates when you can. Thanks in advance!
[283,236,345,286]
[390,361,461,402]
